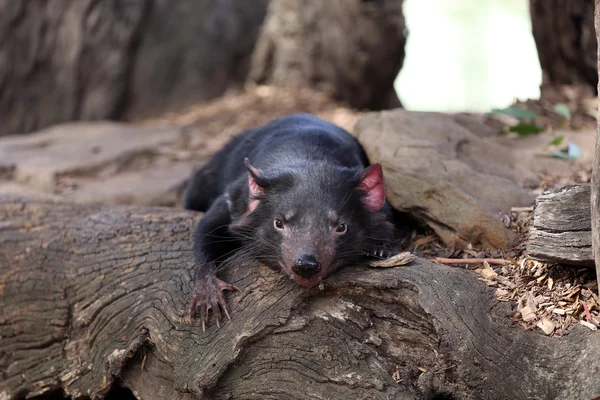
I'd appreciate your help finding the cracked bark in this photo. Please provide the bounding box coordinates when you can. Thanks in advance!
[530,0,597,90]
[1,197,600,400]
[527,184,594,266]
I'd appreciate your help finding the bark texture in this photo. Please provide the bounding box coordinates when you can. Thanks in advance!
[249,0,406,110]
[530,0,597,90]
[1,197,600,400]
[593,0,600,296]
[527,184,594,266]
[123,0,269,120]
[0,0,148,136]
[0,0,268,137]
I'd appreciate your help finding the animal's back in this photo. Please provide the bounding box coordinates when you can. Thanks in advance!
[183,114,368,211]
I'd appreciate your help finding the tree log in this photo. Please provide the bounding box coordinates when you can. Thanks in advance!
[593,0,600,297]
[1,197,600,400]
[527,184,594,266]
[530,0,597,90]
[248,0,406,110]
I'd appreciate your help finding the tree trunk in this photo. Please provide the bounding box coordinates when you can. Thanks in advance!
[530,0,597,91]
[1,197,600,400]
[0,0,148,137]
[0,0,268,137]
[248,0,406,111]
[593,0,600,297]
[122,0,269,121]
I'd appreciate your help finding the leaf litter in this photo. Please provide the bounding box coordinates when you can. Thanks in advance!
[412,195,599,337]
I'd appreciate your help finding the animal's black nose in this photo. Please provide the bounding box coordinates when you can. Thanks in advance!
[292,254,321,278]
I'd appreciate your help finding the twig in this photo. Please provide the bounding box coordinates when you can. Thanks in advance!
[581,301,593,323]
[433,257,508,265]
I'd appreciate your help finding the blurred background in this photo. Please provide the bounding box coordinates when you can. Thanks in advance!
[397,0,541,112]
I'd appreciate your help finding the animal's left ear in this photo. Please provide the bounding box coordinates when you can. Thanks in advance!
[357,163,386,211]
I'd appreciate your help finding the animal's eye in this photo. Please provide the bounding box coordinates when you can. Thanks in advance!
[335,223,347,235]
[274,218,284,230]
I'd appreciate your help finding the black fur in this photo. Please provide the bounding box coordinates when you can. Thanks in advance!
[184,113,396,327]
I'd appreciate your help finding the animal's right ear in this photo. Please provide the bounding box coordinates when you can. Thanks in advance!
[357,163,386,211]
[244,158,268,212]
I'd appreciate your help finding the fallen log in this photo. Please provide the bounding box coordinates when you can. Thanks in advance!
[1,196,599,400]
[527,184,594,266]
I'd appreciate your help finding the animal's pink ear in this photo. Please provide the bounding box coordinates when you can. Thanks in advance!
[244,158,266,212]
[357,163,386,211]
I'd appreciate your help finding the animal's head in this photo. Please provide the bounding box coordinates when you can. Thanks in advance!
[229,158,394,289]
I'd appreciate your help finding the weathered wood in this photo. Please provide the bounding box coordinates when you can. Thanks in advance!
[527,184,593,266]
[353,111,535,250]
[530,0,597,89]
[0,0,268,136]
[248,0,406,110]
[593,0,600,296]
[1,197,600,400]
[124,0,269,121]
[0,0,147,136]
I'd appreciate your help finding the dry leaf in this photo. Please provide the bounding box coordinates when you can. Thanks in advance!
[474,261,498,280]
[369,252,416,268]
[537,318,555,335]
[525,292,538,311]
[496,276,515,289]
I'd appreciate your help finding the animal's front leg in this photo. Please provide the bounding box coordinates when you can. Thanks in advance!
[188,196,240,331]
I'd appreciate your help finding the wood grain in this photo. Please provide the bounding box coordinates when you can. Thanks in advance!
[1,196,599,399]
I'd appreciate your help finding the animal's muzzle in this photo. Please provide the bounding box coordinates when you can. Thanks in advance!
[292,254,321,279]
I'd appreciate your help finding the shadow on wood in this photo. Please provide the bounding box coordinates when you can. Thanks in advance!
[1,197,599,400]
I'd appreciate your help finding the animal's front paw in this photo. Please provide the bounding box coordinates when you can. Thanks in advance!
[189,275,239,331]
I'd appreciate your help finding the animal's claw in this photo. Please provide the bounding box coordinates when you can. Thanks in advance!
[368,247,398,260]
[189,275,238,331]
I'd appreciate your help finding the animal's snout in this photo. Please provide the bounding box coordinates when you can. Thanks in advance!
[292,254,321,278]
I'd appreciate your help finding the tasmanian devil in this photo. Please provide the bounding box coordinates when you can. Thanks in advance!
[183,113,396,329]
